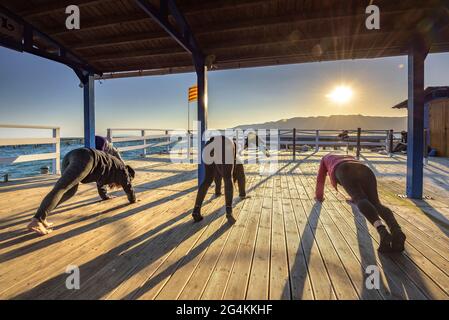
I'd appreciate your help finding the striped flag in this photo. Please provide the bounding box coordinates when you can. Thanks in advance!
[188,85,198,102]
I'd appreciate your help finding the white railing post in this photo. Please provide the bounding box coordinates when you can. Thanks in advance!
[278,130,281,152]
[52,128,61,175]
[166,130,169,153]
[188,130,192,161]
[315,130,320,152]
[424,129,429,166]
[107,129,113,144]
[385,130,389,154]
[141,130,146,157]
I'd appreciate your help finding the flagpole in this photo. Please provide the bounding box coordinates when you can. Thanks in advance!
[187,100,190,162]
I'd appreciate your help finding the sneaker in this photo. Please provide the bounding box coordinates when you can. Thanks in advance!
[391,229,406,252]
[192,209,203,222]
[377,226,393,253]
[226,213,236,225]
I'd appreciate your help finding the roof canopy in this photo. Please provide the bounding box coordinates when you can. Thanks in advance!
[393,86,449,109]
[1,0,449,78]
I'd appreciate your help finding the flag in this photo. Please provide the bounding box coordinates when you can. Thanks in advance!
[188,85,198,102]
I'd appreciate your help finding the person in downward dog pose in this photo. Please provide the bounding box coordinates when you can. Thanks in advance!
[95,135,124,200]
[315,153,406,253]
[192,135,247,224]
[27,147,136,236]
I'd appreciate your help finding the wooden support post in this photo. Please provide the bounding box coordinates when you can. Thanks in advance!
[83,74,95,148]
[356,128,361,159]
[315,130,319,152]
[406,41,428,199]
[293,128,296,161]
[52,128,60,175]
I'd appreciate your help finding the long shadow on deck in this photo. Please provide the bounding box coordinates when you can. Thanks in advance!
[349,205,432,300]
[0,183,198,263]
[13,204,230,299]
[0,170,196,248]
[410,200,449,238]
[0,177,59,194]
[0,198,102,235]
[282,202,328,299]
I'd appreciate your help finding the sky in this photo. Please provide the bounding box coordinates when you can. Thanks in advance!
[0,47,448,137]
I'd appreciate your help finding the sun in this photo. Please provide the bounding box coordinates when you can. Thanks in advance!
[326,85,354,104]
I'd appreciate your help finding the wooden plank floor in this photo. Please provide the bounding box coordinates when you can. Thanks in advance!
[1,151,449,300]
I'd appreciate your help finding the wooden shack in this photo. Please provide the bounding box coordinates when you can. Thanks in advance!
[393,86,449,157]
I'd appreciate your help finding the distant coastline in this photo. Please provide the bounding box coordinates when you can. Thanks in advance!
[235,114,407,132]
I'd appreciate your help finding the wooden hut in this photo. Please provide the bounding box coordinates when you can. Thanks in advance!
[393,86,449,157]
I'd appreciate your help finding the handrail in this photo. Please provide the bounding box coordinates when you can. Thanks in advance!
[0,125,61,175]
[106,128,176,155]
[0,124,59,130]
[277,128,394,159]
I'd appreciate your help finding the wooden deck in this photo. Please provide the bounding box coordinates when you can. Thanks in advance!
[1,151,449,300]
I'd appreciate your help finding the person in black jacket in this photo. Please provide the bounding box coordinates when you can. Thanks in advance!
[27,147,136,236]
[95,135,124,200]
[192,135,247,224]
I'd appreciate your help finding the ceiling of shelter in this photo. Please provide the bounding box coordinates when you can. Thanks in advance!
[1,0,448,76]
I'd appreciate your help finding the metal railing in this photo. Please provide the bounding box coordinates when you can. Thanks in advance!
[0,124,61,174]
[106,128,177,155]
[278,128,397,160]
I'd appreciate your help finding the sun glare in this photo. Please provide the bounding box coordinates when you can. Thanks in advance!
[326,85,354,104]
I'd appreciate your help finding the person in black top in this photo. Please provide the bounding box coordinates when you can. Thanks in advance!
[27,147,136,236]
[95,135,124,200]
[192,135,247,224]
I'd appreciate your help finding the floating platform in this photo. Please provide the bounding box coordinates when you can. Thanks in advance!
[1,152,449,300]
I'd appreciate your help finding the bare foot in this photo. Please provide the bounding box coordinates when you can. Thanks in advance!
[27,218,52,236]
[42,219,54,229]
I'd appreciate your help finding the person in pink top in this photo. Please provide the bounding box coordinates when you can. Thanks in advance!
[315,154,406,253]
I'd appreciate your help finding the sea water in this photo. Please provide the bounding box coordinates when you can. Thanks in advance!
[0,138,171,179]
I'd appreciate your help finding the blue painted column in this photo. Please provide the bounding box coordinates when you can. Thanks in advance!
[83,74,96,148]
[406,45,428,199]
[195,58,208,187]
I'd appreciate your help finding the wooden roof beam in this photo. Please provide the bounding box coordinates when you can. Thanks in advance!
[22,0,270,19]
[47,0,434,38]
[84,31,406,62]
[97,44,406,75]
[20,0,116,18]
[59,6,431,47]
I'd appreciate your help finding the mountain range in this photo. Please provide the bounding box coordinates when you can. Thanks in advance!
[235,115,407,131]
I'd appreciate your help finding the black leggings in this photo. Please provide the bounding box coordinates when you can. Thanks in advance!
[194,163,246,215]
[34,149,94,222]
[335,162,401,231]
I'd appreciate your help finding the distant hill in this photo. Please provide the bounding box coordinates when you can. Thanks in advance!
[235,115,407,131]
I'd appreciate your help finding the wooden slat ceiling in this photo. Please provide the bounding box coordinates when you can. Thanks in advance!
[2,0,449,77]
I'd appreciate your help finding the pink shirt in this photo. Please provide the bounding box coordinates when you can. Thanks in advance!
[315,154,358,201]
